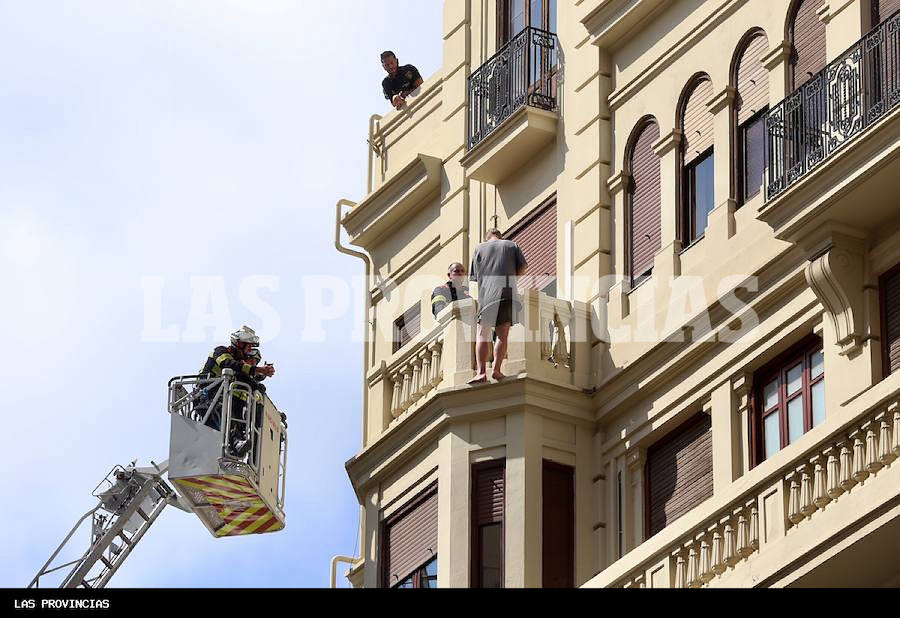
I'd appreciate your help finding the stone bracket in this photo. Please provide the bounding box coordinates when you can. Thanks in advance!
[802,231,868,356]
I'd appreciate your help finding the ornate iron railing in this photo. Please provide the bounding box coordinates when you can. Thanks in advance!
[765,10,900,201]
[468,26,559,150]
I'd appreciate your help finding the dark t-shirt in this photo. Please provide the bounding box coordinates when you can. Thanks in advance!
[469,239,527,322]
[382,64,423,100]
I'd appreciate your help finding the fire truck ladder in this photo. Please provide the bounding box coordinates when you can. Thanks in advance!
[28,460,188,589]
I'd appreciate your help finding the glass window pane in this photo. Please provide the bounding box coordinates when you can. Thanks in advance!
[764,379,780,411]
[394,575,414,589]
[480,524,503,588]
[693,153,715,237]
[788,396,805,444]
[549,0,557,33]
[530,0,542,29]
[421,557,438,588]
[511,0,526,36]
[810,350,824,380]
[743,116,765,201]
[764,413,781,460]
[786,363,803,396]
[812,381,825,428]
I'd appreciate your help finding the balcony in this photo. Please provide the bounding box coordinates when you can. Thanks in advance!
[366,290,593,439]
[761,11,900,242]
[461,27,560,185]
[586,373,900,588]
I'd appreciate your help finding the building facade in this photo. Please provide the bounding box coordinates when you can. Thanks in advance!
[336,0,900,588]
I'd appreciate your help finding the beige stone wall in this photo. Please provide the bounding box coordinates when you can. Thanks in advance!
[340,0,900,587]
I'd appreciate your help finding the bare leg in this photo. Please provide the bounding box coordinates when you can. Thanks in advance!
[492,322,511,381]
[468,322,492,384]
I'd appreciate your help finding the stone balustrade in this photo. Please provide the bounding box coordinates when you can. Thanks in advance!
[389,337,444,419]
[605,382,900,589]
[784,400,900,529]
[376,290,594,431]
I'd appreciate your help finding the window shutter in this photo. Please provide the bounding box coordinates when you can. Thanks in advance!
[629,121,661,281]
[383,486,438,586]
[474,464,505,525]
[647,414,713,537]
[876,0,900,23]
[884,267,900,376]
[542,461,574,588]
[682,79,714,165]
[736,34,770,125]
[507,200,557,291]
[393,303,421,353]
[791,0,827,89]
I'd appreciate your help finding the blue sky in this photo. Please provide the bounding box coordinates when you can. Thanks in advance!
[0,1,442,588]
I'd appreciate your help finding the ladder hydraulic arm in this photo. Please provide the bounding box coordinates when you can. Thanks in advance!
[29,460,190,589]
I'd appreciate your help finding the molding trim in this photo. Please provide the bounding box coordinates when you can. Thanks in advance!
[653,128,683,157]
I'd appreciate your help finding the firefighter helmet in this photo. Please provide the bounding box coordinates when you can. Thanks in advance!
[230,325,260,347]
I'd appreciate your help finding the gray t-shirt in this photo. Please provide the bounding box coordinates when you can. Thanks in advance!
[469,239,527,322]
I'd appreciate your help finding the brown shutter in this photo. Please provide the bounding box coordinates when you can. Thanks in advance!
[542,461,574,588]
[736,34,770,125]
[647,414,713,537]
[791,0,827,89]
[682,78,714,164]
[629,121,661,280]
[383,486,438,586]
[507,200,557,291]
[876,0,900,23]
[393,303,421,353]
[883,266,900,376]
[474,463,505,525]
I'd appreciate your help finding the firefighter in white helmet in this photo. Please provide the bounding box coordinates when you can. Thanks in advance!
[198,326,276,456]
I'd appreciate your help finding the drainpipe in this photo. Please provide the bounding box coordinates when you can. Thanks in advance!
[334,199,372,451]
[330,555,359,588]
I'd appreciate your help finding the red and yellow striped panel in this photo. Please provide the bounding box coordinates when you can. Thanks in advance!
[175,475,285,537]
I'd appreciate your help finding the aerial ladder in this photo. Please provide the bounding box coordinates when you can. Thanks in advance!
[29,369,288,589]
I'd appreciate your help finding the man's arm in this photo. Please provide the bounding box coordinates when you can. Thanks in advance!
[431,287,449,317]
[382,77,394,101]
[214,351,256,380]
[514,245,528,277]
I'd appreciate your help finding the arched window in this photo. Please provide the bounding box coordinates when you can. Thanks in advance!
[788,0,827,91]
[733,31,770,204]
[625,118,661,284]
[678,76,715,246]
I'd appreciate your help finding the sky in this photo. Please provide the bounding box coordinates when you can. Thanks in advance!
[0,0,443,588]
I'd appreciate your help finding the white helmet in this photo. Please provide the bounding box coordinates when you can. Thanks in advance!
[230,325,260,347]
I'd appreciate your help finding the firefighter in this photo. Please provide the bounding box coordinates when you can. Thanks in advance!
[198,326,275,456]
[431,262,470,317]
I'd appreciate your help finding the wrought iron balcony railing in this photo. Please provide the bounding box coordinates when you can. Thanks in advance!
[765,10,900,201]
[468,26,559,151]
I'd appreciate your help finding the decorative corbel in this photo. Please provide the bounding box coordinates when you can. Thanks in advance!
[803,231,867,357]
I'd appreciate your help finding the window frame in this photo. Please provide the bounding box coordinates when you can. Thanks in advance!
[681,147,715,247]
[392,303,421,354]
[391,556,438,589]
[379,482,438,588]
[470,459,506,588]
[737,107,769,206]
[625,118,661,286]
[498,0,557,44]
[751,335,825,466]
[880,261,900,378]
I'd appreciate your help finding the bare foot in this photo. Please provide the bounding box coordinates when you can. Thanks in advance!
[492,371,507,382]
[467,374,488,385]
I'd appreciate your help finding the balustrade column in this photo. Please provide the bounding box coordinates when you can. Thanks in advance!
[876,411,896,467]
[851,429,870,484]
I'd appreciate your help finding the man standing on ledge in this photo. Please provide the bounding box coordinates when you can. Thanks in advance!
[468,229,527,384]
[381,50,423,110]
